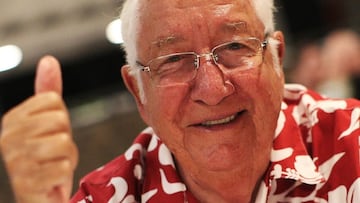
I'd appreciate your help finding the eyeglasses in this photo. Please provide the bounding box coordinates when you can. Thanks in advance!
[136,36,268,86]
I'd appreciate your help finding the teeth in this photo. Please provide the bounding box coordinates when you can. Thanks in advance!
[201,114,236,126]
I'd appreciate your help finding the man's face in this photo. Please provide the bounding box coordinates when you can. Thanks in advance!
[132,0,284,173]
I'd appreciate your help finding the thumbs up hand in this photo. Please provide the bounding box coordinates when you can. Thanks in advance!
[0,56,78,203]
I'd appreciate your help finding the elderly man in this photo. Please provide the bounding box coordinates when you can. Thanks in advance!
[1,0,360,202]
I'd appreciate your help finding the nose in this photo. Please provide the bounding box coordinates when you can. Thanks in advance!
[190,59,235,105]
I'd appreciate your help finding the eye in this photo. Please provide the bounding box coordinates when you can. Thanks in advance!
[225,42,246,50]
[218,41,257,56]
[163,54,185,64]
[154,54,188,75]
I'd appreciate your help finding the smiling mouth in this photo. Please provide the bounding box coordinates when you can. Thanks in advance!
[199,111,244,127]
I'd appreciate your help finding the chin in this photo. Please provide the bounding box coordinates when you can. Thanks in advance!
[196,144,249,172]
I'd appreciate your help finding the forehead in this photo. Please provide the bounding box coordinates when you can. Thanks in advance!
[137,0,262,54]
[138,0,258,30]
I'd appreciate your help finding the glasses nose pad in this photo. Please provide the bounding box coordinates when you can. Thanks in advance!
[194,57,200,69]
[213,54,219,63]
[196,53,218,69]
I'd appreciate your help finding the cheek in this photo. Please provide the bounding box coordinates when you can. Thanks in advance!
[145,83,190,131]
[231,67,283,128]
[238,65,282,102]
[143,83,192,152]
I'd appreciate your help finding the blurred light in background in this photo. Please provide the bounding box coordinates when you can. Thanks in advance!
[0,45,23,72]
[106,18,123,44]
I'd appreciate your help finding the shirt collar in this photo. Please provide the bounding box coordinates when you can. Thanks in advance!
[263,98,325,187]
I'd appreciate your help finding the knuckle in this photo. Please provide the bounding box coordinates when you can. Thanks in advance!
[28,133,74,160]
[52,111,70,130]
[59,159,73,172]
[57,134,78,168]
[44,91,62,103]
[57,132,70,143]
[69,142,79,168]
[58,133,75,151]
[38,92,65,111]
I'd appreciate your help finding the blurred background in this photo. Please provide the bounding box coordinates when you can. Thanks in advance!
[0,0,359,202]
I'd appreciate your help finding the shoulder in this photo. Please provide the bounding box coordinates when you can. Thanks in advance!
[283,83,360,122]
[282,83,360,155]
[270,84,360,200]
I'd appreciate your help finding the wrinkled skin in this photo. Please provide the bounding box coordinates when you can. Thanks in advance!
[122,0,285,202]
[0,56,78,203]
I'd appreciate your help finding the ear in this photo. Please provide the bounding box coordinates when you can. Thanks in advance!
[121,65,150,124]
[272,31,285,67]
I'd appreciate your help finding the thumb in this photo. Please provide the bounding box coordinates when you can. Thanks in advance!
[34,55,63,95]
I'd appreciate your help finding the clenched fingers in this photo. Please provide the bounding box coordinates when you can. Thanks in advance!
[12,159,74,192]
[2,92,67,128]
[3,132,78,175]
[1,110,71,141]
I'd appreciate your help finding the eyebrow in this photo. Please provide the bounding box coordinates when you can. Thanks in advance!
[151,35,185,49]
[223,21,248,35]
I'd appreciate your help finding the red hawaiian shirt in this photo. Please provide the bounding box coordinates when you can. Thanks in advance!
[71,84,360,203]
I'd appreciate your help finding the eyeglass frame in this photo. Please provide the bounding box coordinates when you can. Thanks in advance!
[135,35,269,84]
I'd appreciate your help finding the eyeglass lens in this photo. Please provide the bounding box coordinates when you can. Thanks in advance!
[148,38,264,85]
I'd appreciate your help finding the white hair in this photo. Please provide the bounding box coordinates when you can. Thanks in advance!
[120,0,146,102]
[120,0,280,102]
[251,0,276,34]
[251,0,282,75]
